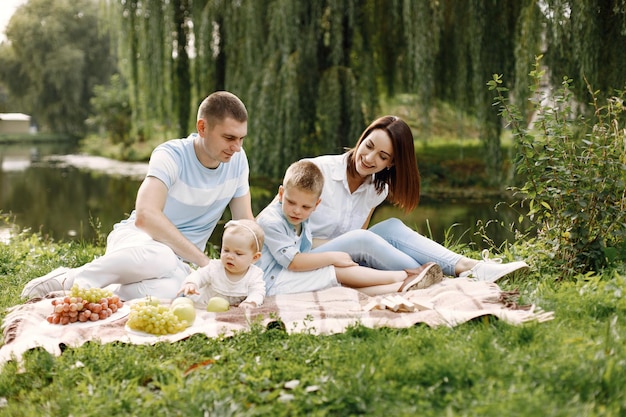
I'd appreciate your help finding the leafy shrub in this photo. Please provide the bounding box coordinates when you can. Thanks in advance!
[489,56,626,278]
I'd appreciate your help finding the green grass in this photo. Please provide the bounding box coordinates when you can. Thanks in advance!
[2,97,625,414]
[1,228,625,416]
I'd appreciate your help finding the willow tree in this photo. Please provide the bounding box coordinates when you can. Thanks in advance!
[200,0,373,179]
[107,0,184,141]
[106,0,626,184]
[172,0,192,138]
[236,0,442,178]
[433,0,526,185]
[542,0,626,103]
[211,0,524,181]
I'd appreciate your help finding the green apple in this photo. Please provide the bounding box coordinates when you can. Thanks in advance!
[206,296,230,312]
[171,303,196,326]
[171,297,194,308]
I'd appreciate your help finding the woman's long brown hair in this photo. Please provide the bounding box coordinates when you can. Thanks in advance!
[346,116,420,212]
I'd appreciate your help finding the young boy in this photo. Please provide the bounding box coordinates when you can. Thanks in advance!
[256,160,443,296]
[178,219,266,309]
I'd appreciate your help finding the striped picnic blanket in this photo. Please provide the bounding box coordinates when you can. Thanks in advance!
[0,278,553,367]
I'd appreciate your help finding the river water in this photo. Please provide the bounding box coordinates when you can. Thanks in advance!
[0,141,524,249]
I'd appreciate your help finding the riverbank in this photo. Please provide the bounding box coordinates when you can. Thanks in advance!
[42,152,516,203]
[0,132,75,144]
[43,154,149,180]
[78,97,518,193]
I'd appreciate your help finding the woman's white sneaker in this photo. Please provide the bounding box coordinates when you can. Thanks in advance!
[459,250,529,283]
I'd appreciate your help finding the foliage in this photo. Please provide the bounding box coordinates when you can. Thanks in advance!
[489,56,626,278]
[104,0,529,180]
[106,0,625,185]
[0,0,115,137]
[435,0,525,185]
[103,0,184,144]
[3,0,626,186]
[542,0,626,105]
[0,229,625,415]
[87,74,131,146]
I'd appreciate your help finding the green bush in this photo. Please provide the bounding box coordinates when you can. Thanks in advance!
[489,56,626,279]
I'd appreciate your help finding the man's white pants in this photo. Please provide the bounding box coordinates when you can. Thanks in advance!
[70,223,192,300]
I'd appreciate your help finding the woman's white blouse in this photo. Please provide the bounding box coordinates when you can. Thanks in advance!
[305,154,388,240]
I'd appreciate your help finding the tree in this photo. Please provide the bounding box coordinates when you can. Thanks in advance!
[87,74,131,146]
[543,0,626,103]
[172,0,192,139]
[0,0,115,137]
[106,0,626,184]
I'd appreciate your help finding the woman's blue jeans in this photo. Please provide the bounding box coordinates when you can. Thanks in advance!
[311,218,461,276]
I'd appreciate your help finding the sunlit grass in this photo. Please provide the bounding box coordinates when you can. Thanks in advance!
[0,230,625,416]
[1,96,624,415]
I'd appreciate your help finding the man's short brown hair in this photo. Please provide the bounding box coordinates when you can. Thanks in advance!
[197,91,248,128]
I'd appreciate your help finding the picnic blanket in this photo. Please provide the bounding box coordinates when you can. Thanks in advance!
[0,278,553,367]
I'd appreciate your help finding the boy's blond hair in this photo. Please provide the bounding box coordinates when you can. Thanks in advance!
[283,160,324,197]
[224,219,265,252]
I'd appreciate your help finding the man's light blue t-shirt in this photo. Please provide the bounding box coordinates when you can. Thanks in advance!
[116,133,250,253]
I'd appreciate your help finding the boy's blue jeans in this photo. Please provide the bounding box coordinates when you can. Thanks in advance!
[311,218,461,276]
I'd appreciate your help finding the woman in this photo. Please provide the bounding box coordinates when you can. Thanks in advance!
[305,115,528,282]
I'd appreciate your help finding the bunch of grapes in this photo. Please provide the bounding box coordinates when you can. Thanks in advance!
[46,286,124,325]
[69,285,113,304]
[126,301,188,335]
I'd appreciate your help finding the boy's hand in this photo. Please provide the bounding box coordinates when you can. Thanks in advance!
[177,283,199,297]
[330,252,358,268]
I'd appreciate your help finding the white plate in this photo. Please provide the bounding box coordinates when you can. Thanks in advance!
[41,304,130,329]
[124,324,156,337]
[124,323,193,337]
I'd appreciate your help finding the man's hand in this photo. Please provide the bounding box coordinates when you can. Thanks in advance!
[135,176,211,267]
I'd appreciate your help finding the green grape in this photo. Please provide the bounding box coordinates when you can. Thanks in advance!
[127,302,187,335]
[69,284,113,304]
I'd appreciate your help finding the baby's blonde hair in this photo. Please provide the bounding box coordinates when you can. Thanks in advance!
[283,160,324,198]
[224,219,265,252]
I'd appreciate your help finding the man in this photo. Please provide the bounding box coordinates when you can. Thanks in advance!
[21,91,254,300]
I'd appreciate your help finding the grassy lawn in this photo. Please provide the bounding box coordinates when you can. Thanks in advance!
[1,230,625,416]
[2,98,624,415]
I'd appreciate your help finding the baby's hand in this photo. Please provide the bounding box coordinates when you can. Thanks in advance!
[238,301,257,310]
[177,283,199,297]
